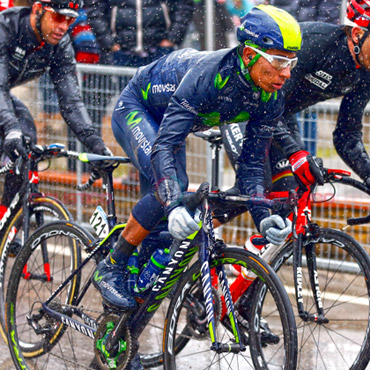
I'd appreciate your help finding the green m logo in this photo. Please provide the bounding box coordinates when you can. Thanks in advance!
[141,83,151,100]
[214,73,230,90]
[126,111,142,128]
[94,270,103,283]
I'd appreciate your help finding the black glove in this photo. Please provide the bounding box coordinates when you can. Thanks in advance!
[3,130,28,162]
[86,136,112,157]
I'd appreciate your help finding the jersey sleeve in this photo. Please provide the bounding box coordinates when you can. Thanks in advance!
[236,100,284,229]
[0,23,21,135]
[151,65,216,213]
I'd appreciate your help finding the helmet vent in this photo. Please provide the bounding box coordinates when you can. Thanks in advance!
[262,37,274,45]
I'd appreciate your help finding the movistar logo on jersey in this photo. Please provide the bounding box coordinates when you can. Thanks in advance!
[214,73,230,90]
[126,111,152,156]
[126,111,142,128]
[152,83,176,93]
[94,270,103,283]
[141,83,151,100]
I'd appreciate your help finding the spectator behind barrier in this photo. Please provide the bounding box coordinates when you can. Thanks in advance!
[85,0,194,67]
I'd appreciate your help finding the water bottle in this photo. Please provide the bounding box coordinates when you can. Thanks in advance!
[135,248,172,293]
[126,249,139,293]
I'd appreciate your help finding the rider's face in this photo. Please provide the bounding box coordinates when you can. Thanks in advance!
[32,3,75,45]
[358,31,370,70]
[245,48,296,93]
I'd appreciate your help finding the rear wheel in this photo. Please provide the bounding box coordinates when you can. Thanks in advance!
[269,228,370,370]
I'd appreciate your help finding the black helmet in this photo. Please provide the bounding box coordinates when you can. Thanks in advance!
[36,0,82,18]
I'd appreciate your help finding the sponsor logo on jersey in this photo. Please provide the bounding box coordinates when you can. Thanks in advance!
[275,159,290,170]
[304,70,332,90]
[12,47,26,61]
[180,99,198,115]
[214,73,230,90]
[152,83,176,93]
[141,83,151,100]
[218,95,232,102]
[126,111,152,156]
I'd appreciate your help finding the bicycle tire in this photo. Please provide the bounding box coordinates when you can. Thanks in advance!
[162,248,297,370]
[265,228,370,370]
[5,221,96,369]
[0,195,72,344]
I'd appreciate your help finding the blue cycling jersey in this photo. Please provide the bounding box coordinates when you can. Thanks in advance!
[113,47,285,228]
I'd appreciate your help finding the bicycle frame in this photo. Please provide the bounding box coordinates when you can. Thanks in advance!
[220,167,359,326]
[37,183,251,355]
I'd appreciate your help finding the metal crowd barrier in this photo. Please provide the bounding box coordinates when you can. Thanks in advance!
[9,63,370,253]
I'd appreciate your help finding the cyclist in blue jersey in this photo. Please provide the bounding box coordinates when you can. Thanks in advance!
[92,5,301,330]
[222,0,370,193]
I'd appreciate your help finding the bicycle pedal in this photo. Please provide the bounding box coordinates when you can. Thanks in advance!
[260,320,279,346]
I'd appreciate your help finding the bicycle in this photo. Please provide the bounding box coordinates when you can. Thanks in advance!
[194,130,370,369]
[5,152,298,370]
[261,169,370,370]
[0,141,79,344]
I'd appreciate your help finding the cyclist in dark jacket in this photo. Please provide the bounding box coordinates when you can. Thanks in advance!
[222,0,370,192]
[92,4,301,316]
[0,0,110,218]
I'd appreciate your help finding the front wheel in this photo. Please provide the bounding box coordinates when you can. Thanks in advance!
[269,228,370,370]
[163,248,297,370]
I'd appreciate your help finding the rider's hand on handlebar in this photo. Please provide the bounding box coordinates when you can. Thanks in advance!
[289,150,324,187]
[168,206,200,240]
[259,215,292,245]
[3,130,28,162]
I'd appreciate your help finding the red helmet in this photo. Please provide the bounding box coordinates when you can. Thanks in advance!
[346,0,370,28]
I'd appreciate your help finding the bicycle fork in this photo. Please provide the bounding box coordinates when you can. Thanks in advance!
[293,215,328,324]
[200,207,246,354]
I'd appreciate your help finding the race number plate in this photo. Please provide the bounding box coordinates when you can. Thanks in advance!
[89,206,109,238]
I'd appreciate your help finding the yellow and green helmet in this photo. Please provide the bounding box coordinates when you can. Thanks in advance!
[237,4,302,52]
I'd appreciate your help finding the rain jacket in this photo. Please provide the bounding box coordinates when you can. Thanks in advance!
[275,22,370,180]
[84,0,194,53]
[0,7,104,149]
[125,47,285,227]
